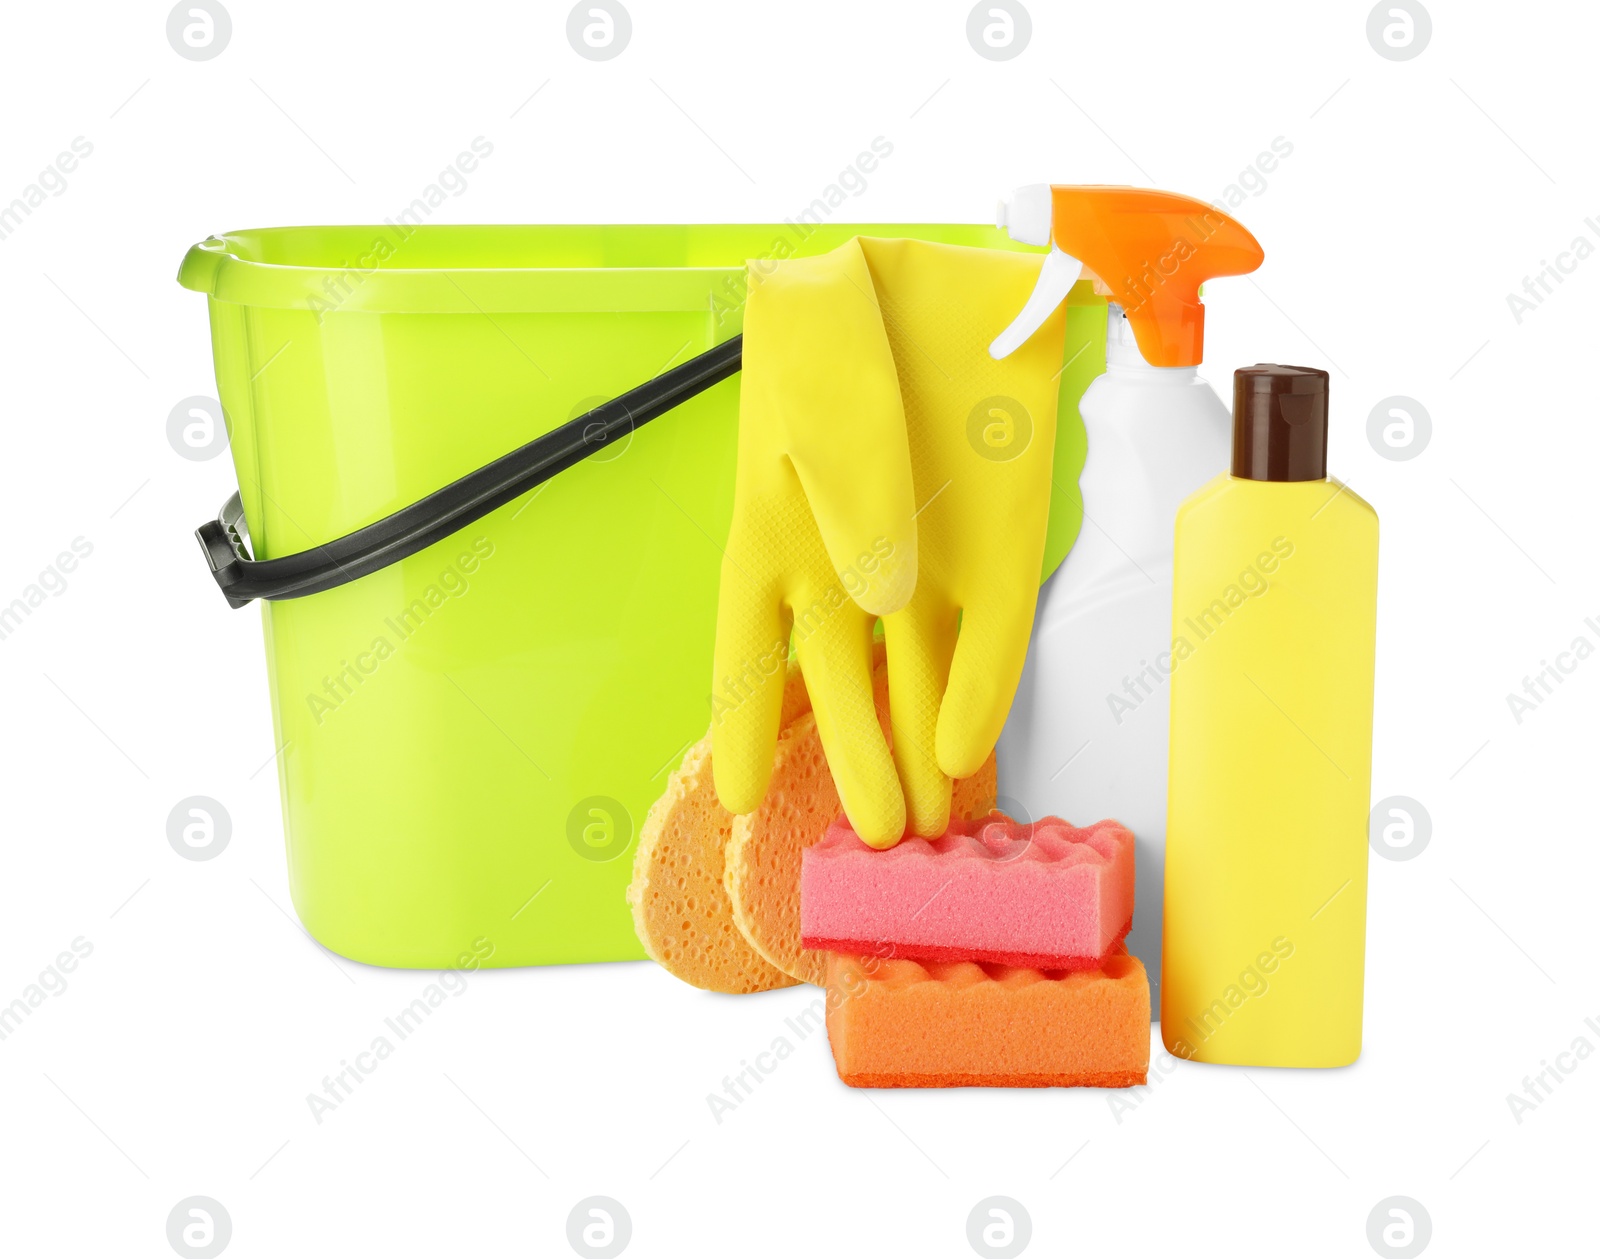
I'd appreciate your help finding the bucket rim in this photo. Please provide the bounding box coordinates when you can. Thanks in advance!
[175,223,1042,314]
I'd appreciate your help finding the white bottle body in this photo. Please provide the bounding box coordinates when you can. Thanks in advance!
[998,325,1232,1011]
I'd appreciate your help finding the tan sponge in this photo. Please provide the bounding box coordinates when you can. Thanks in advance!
[625,663,811,994]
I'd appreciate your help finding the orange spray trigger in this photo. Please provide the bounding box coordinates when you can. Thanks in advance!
[990,185,1264,367]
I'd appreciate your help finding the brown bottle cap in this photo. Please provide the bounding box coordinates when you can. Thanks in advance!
[1232,364,1329,482]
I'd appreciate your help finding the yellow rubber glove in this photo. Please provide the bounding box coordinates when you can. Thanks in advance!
[861,239,1067,837]
[712,239,1066,848]
[711,244,918,847]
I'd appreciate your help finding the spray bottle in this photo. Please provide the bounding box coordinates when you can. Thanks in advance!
[989,185,1264,1008]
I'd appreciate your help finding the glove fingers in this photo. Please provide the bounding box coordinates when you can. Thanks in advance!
[935,592,1035,780]
[794,608,904,848]
[883,598,957,839]
[710,563,790,816]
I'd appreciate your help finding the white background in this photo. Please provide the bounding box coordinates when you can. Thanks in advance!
[1,1,1594,1256]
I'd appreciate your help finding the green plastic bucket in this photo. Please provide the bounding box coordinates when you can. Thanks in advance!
[179,224,1106,969]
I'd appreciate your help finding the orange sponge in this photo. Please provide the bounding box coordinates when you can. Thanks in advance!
[823,952,1150,1088]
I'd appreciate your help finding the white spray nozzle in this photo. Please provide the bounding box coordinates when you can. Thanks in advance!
[989,245,1082,359]
[996,184,1054,247]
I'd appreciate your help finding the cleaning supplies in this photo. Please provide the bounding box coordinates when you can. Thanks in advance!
[1161,365,1378,1067]
[182,222,1058,970]
[988,186,1264,1009]
[181,221,1099,973]
[824,952,1150,1088]
[713,239,1067,846]
[800,813,1134,969]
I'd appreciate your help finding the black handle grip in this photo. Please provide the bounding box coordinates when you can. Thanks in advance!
[195,335,743,608]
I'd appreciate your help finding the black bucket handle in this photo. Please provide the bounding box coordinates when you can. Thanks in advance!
[195,335,743,608]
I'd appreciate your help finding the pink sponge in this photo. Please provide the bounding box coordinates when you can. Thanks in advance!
[801,813,1134,971]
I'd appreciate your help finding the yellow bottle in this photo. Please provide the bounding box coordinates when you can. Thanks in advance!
[1162,365,1378,1067]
